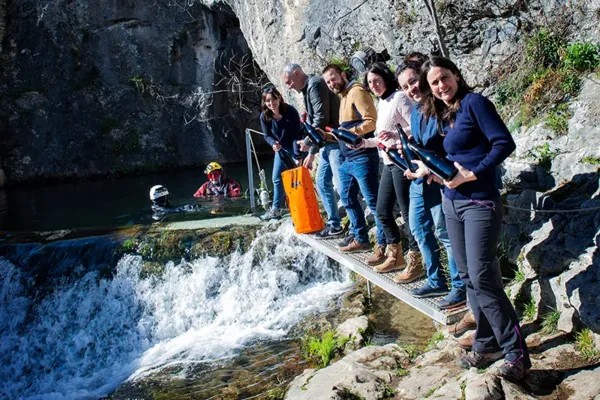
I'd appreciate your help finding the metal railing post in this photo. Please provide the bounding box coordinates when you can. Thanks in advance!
[246,129,256,213]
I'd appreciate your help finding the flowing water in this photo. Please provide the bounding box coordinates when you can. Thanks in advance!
[0,223,352,400]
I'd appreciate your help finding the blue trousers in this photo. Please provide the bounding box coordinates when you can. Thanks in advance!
[338,154,385,245]
[316,143,343,228]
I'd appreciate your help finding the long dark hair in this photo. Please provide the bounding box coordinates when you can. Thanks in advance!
[260,87,287,122]
[419,56,473,127]
[362,62,399,97]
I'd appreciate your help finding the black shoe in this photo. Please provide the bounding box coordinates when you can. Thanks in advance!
[458,350,504,369]
[497,358,530,382]
[314,225,344,239]
[337,233,355,247]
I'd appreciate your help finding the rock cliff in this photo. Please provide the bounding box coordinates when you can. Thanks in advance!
[0,0,267,183]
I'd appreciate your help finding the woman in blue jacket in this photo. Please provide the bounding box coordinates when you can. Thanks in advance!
[417,56,529,381]
[259,87,303,220]
[395,60,465,307]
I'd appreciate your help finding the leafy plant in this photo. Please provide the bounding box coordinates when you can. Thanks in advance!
[575,328,600,362]
[401,343,422,360]
[523,299,537,322]
[545,103,573,135]
[514,270,526,283]
[304,331,349,368]
[582,156,600,165]
[426,331,445,351]
[562,42,600,72]
[529,142,557,169]
[396,368,410,377]
[541,309,561,335]
[382,385,396,398]
[424,385,441,398]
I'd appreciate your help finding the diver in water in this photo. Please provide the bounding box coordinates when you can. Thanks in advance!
[150,185,202,220]
[193,162,242,198]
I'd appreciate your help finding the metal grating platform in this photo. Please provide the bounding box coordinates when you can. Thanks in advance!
[297,234,467,325]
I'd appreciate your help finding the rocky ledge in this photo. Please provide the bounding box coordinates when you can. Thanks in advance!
[286,325,600,400]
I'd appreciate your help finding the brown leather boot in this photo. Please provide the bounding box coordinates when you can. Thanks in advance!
[365,245,387,266]
[393,251,425,283]
[449,311,476,337]
[373,243,406,273]
[338,239,371,253]
[457,332,475,350]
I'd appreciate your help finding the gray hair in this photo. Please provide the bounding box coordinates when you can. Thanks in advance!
[283,63,304,75]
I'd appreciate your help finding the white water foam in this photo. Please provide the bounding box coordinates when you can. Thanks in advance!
[0,223,350,399]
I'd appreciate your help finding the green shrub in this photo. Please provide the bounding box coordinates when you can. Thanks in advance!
[541,309,561,335]
[582,156,600,165]
[575,328,600,362]
[522,299,537,322]
[529,142,557,169]
[304,331,349,368]
[562,42,600,72]
[545,103,573,135]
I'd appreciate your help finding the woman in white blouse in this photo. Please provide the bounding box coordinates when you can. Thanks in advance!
[354,62,422,274]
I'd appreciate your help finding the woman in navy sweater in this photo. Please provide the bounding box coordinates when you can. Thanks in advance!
[259,87,303,220]
[418,56,530,381]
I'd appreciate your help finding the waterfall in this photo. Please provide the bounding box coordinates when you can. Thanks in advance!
[0,223,350,400]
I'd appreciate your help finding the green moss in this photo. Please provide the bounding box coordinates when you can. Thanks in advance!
[424,385,441,398]
[122,238,136,253]
[382,385,396,398]
[396,368,410,377]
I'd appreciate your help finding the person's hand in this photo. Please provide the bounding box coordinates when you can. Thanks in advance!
[297,140,310,152]
[427,174,443,185]
[443,162,477,189]
[316,127,327,136]
[303,154,315,169]
[404,160,430,180]
[378,130,399,142]
[272,142,282,152]
[346,140,366,150]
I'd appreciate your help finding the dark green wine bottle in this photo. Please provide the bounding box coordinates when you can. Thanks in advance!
[377,143,408,171]
[303,121,326,147]
[396,123,418,173]
[408,143,458,181]
[278,148,298,170]
[325,126,363,147]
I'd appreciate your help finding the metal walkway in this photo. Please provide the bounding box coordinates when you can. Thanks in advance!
[297,234,467,325]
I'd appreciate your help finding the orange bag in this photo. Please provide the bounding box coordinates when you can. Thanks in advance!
[281,166,325,234]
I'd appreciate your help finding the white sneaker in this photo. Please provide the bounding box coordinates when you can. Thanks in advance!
[260,207,282,221]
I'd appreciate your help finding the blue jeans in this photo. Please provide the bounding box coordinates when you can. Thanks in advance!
[316,143,343,228]
[338,154,385,245]
[409,181,464,290]
[272,148,293,209]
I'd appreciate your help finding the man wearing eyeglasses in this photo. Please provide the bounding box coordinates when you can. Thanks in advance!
[282,63,344,238]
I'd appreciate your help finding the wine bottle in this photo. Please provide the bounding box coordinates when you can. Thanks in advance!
[377,143,408,171]
[325,126,363,147]
[303,121,326,147]
[278,148,298,170]
[408,143,458,181]
[396,123,418,173]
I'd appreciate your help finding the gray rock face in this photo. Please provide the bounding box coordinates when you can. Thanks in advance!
[0,0,266,182]
[285,344,409,400]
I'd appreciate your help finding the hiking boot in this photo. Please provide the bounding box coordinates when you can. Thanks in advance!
[458,350,503,369]
[374,243,406,273]
[438,287,467,309]
[337,233,355,248]
[457,332,475,350]
[449,311,477,338]
[314,225,344,239]
[497,357,531,382]
[410,283,449,298]
[393,251,425,283]
[339,239,371,253]
[365,245,387,266]
[260,207,282,221]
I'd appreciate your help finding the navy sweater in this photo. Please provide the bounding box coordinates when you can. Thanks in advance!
[442,93,516,200]
[260,105,303,158]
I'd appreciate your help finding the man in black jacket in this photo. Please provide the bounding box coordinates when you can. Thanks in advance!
[282,63,344,238]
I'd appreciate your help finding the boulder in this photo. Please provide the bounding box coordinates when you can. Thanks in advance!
[336,316,369,350]
[560,366,600,400]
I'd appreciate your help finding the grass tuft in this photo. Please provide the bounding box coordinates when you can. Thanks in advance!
[541,309,561,335]
[575,328,600,362]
